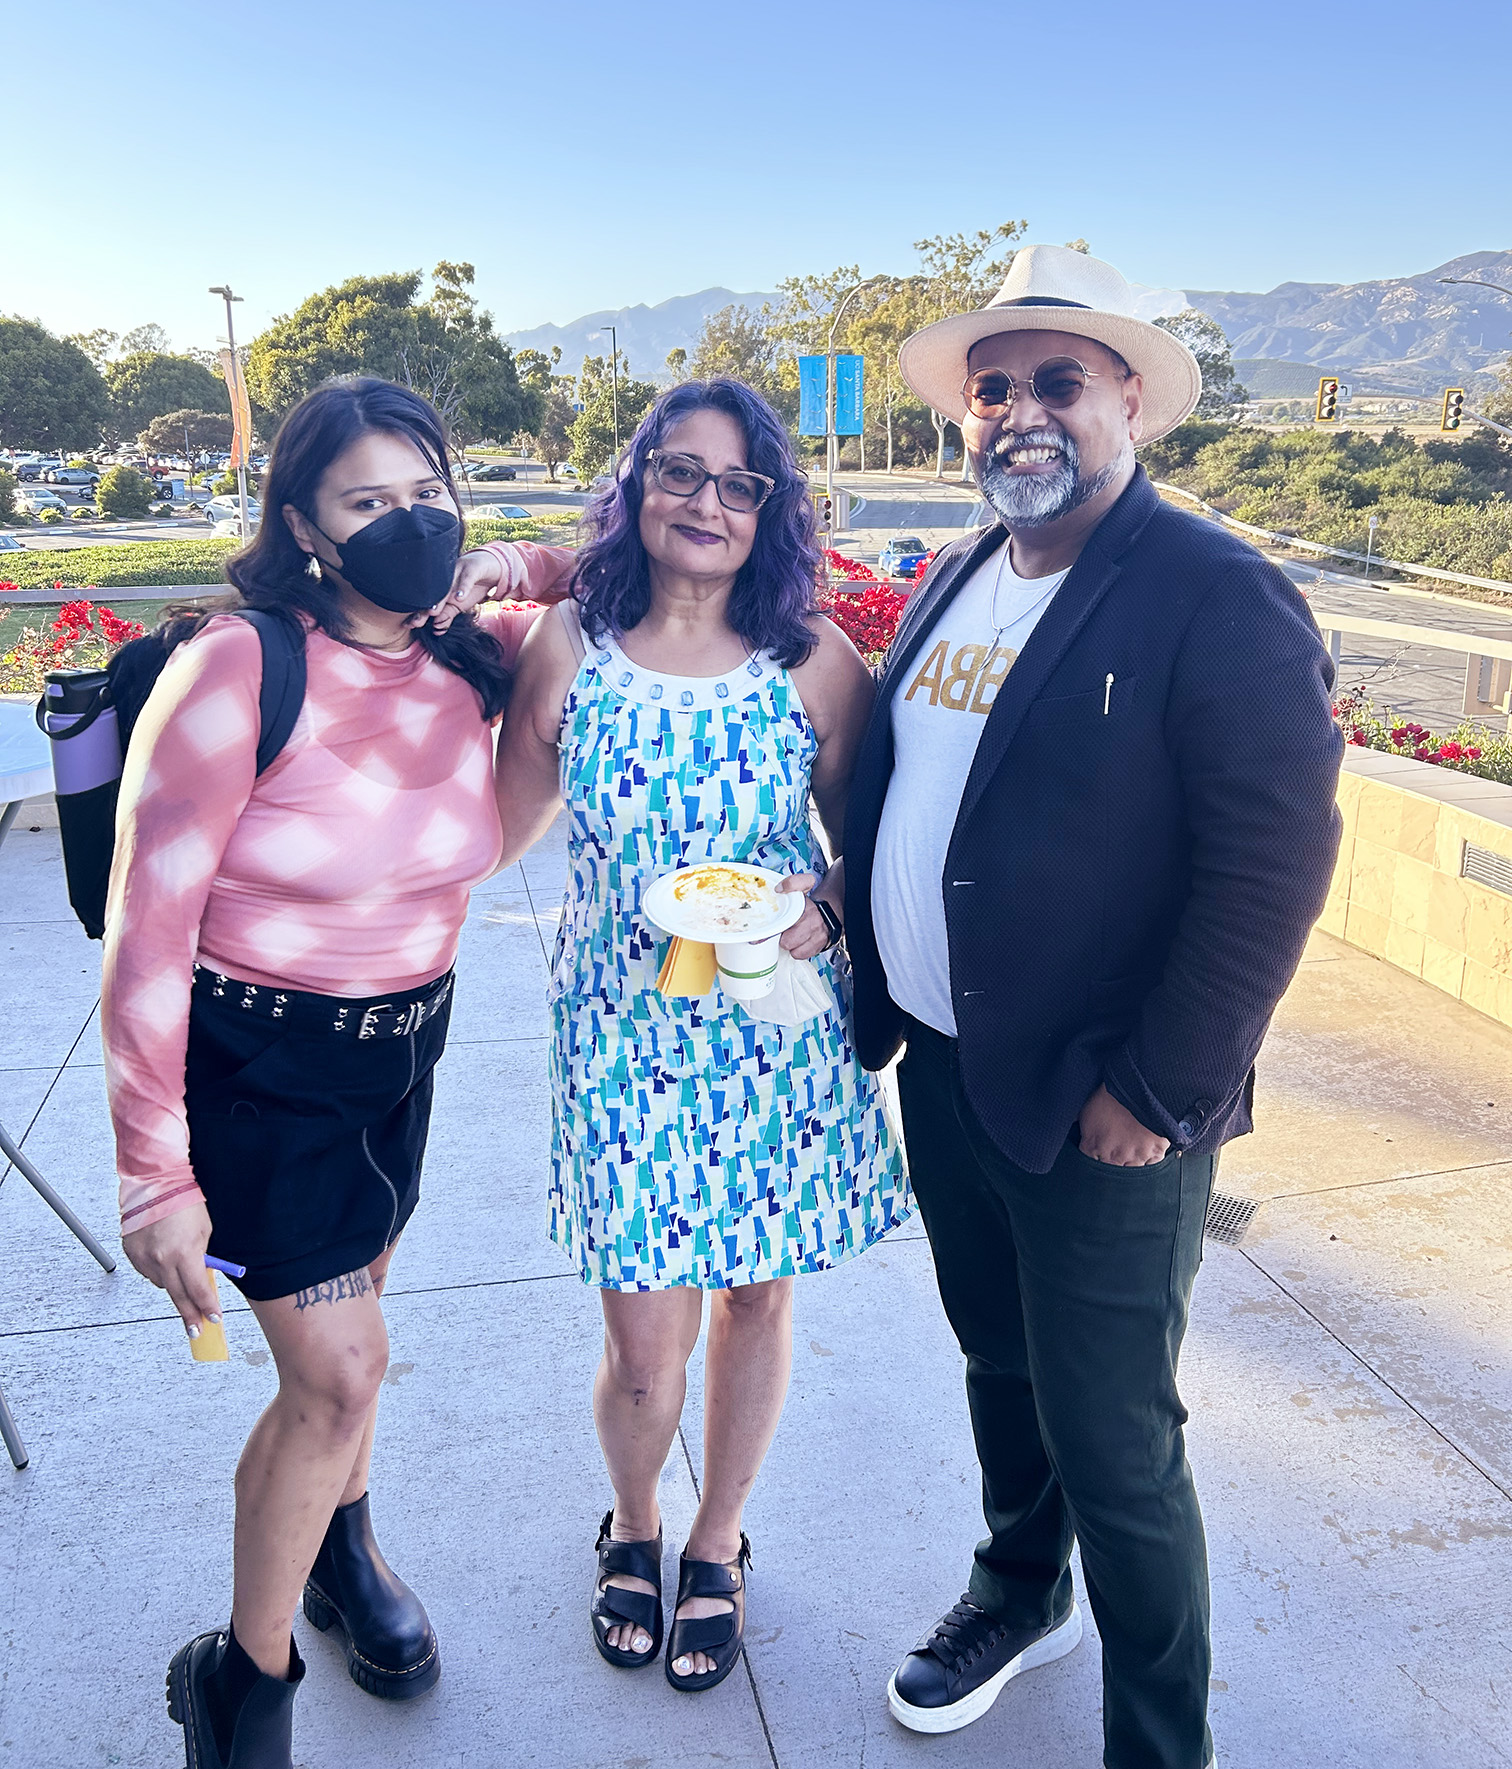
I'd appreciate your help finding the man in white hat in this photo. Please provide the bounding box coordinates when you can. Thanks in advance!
[839,246,1343,1767]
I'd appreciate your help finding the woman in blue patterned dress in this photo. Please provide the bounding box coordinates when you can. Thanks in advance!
[493,378,909,1692]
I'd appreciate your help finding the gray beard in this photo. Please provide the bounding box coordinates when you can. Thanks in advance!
[976,428,1127,528]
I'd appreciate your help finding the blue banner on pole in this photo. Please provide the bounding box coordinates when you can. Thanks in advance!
[835,354,864,435]
[798,356,827,436]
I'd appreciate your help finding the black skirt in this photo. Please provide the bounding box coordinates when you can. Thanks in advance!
[184,966,454,1302]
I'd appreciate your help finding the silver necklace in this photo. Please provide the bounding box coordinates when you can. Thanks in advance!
[989,539,1061,649]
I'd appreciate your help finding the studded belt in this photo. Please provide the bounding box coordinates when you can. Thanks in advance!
[192,965,455,1039]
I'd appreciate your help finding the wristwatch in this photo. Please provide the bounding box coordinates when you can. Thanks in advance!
[811,897,843,950]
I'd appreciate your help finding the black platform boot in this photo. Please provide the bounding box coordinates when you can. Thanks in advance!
[303,1492,440,1699]
[167,1628,305,1769]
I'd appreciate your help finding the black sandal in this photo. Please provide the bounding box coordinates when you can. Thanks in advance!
[665,1535,752,1693]
[591,1510,664,1669]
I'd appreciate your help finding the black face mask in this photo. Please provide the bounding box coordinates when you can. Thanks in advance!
[312,503,462,615]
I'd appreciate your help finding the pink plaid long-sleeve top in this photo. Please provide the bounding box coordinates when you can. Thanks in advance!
[103,541,572,1234]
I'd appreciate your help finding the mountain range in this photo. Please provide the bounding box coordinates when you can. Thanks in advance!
[506,251,1512,398]
[1186,250,1512,395]
[505,288,781,382]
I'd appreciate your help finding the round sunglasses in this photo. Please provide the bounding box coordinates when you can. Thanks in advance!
[646,450,776,514]
[961,356,1119,419]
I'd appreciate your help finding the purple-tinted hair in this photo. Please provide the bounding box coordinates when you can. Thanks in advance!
[572,377,822,668]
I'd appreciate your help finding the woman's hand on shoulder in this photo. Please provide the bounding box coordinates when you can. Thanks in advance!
[423,547,507,635]
[122,1200,222,1338]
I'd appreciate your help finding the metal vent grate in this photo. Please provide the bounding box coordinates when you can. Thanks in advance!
[1204,1192,1260,1246]
[1462,842,1512,899]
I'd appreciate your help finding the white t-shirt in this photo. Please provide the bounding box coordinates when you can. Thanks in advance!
[871,541,1069,1036]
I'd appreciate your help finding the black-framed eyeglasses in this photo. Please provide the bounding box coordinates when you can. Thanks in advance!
[646,450,776,514]
[961,356,1121,418]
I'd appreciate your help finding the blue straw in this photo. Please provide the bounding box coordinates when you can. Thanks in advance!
[204,1255,247,1279]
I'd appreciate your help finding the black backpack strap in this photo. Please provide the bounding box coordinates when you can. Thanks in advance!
[236,610,307,776]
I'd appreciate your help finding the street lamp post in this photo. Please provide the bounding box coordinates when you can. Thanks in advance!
[826,279,880,518]
[208,284,249,541]
[607,324,620,456]
[1364,512,1379,580]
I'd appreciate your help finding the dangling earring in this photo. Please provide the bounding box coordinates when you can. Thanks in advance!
[305,553,322,579]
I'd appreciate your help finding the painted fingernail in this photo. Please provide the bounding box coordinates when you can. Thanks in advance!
[187,1323,200,1338]
[208,1313,222,1324]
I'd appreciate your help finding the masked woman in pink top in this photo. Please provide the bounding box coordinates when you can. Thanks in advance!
[102,378,571,1769]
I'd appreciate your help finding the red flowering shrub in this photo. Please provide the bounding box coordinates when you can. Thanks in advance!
[817,551,909,664]
[0,594,146,694]
[822,548,878,584]
[823,582,911,661]
[1334,690,1505,783]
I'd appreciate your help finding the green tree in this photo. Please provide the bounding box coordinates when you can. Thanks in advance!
[532,381,577,479]
[848,277,938,471]
[665,347,688,382]
[0,319,111,451]
[246,264,538,447]
[138,409,235,459]
[120,323,171,356]
[1153,310,1249,419]
[0,465,17,523]
[913,221,1027,315]
[569,354,657,479]
[65,328,119,370]
[396,262,540,448]
[1483,356,1512,428]
[516,351,575,479]
[689,305,781,393]
[246,271,421,420]
[105,353,226,441]
[97,465,154,519]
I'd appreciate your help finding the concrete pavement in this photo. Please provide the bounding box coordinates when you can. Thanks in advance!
[1,805,1511,1768]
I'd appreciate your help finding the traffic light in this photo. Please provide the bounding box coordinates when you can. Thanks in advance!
[1441,387,1465,432]
[1315,376,1340,423]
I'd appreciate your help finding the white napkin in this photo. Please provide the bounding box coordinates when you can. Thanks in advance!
[743,949,833,1026]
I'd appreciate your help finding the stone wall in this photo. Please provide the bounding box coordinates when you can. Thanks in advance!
[1322,747,1512,1029]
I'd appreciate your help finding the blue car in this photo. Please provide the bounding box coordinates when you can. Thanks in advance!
[877,535,929,580]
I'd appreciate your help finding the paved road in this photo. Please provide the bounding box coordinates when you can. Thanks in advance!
[1283,564,1512,734]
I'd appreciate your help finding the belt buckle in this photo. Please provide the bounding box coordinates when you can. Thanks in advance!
[358,1003,393,1040]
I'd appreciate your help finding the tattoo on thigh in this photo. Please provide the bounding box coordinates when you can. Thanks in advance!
[293,1268,374,1311]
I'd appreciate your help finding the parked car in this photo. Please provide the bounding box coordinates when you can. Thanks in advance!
[44,466,100,487]
[877,534,929,579]
[203,495,263,527]
[0,532,27,551]
[467,503,532,521]
[470,462,518,481]
[16,486,68,514]
[15,457,61,482]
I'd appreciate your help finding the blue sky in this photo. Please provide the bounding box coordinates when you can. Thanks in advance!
[7,0,1509,353]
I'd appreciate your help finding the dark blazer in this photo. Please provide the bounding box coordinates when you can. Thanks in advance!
[845,465,1344,1172]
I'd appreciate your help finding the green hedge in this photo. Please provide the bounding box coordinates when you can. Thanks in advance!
[0,539,240,591]
[0,514,576,593]
[463,513,579,547]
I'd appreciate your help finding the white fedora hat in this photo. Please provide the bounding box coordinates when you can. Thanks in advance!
[898,243,1202,443]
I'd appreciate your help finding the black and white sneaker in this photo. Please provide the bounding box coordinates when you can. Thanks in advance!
[887,1594,1083,1734]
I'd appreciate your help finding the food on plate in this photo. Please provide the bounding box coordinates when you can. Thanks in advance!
[668,864,781,937]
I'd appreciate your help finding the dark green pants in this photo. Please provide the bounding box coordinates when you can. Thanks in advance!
[897,1018,1215,1769]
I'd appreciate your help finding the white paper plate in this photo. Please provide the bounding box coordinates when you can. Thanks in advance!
[643,862,806,943]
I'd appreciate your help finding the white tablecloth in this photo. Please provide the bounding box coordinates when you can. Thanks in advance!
[0,697,53,805]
